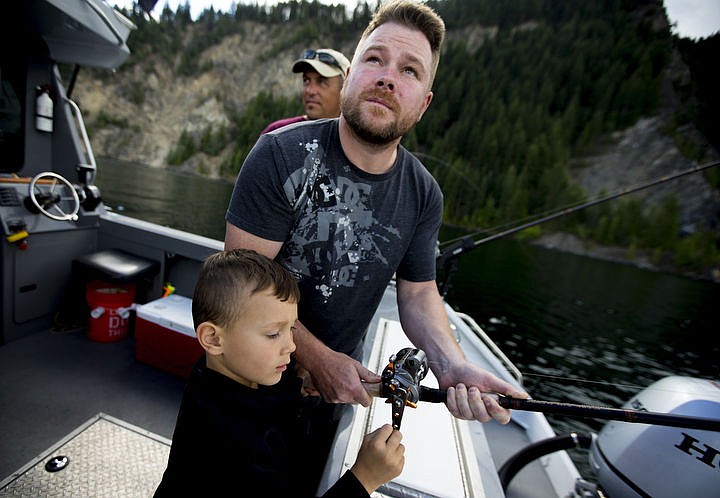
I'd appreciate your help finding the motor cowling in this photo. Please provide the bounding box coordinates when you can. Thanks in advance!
[590,376,720,497]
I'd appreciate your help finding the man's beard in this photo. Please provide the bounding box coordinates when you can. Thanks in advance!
[341,91,418,145]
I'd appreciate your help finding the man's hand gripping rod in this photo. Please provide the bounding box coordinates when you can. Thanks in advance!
[365,348,720,432]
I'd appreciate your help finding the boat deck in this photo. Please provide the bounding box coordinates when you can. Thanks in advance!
[0,413,172,496]
[0,312,570,498]
[0,326,185,486]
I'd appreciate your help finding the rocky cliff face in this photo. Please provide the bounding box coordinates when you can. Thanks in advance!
[538,114,720,282]
[571,116,719,233]
[72,18,719,253]
[73,20,358,177]
[71,21,516,178]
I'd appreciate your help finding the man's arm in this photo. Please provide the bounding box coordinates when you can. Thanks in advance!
[395,277,526,423]
[225,222,284,257]
[225,223,379,405]
[291,320,378,405]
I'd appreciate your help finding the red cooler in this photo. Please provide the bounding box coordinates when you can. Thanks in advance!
[135,294,202,378]
[85,280,136,342]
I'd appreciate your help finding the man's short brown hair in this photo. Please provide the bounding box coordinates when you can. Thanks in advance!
[358,0,446,87]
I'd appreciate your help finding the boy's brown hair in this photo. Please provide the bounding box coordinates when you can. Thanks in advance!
[192,249,300,330]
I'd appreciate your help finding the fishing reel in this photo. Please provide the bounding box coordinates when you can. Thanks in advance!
[379,348,430,430]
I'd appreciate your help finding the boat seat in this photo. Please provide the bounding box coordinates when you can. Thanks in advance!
[72,249,159,284]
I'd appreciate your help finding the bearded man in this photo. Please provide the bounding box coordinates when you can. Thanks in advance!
[225,1,525,492]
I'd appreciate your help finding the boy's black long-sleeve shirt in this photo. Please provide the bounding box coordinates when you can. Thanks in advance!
[154,358,368,497]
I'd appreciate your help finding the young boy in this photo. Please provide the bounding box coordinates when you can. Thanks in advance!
[154,249,404,497]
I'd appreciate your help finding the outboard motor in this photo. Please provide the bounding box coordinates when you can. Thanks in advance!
[590,376,720,497]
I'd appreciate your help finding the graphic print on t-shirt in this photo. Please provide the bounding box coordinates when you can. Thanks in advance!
[280,139,400,302]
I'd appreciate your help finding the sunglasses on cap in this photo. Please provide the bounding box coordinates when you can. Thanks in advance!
[301,49,343,71]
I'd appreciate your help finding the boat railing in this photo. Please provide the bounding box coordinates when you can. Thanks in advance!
[65,97,97,182]
[455,311,524,386]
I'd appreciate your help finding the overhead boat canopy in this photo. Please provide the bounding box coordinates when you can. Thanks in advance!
[31,0,136,69]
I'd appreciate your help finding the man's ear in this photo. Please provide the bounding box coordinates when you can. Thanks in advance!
[417,90,433,122]
[196,321,223,356]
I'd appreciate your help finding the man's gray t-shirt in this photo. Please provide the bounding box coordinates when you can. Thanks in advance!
[226,119,443,355]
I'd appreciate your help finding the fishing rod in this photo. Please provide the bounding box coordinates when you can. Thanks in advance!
[366,348,720,432]
[436,159,720,295]
[484,393,720,432]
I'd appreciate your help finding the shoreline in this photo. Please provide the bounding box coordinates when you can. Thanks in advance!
[531,232,720,284]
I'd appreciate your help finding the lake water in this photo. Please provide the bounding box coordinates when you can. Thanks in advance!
[96,158,719,475]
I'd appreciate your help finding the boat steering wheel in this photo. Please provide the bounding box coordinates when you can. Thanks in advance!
[28,172,80,222]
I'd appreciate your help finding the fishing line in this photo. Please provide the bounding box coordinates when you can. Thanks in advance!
[413,152,487,197]
[424,362,717,398]
[414,151,587,246]
[423,361,646,392]
[504,371,716,398]
[438,159,720,250]
[440,196,597,248]
[521,372,649,392]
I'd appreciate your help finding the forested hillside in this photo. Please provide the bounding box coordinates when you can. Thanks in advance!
[85,0,719,275]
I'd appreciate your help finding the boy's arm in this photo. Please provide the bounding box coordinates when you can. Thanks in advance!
[319,471,369,498]
[322,424,404,497]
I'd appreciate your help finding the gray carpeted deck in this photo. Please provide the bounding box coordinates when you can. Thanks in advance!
[0,413,170,496]
[0,327,186,484]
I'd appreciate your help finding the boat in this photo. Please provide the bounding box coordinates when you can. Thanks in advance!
[1,2,718,497]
